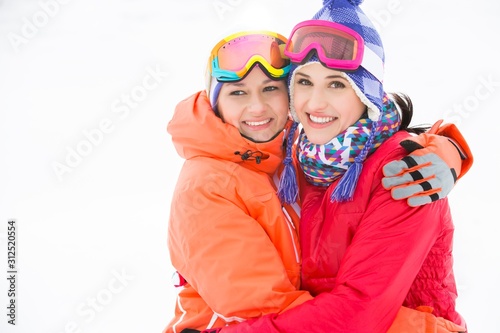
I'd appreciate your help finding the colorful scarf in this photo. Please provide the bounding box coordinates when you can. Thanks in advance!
[297,95,401,189]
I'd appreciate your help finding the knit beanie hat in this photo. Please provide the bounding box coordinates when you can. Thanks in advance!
[289,0,385,123]
[278,0,394,205]
[207,77,223,114]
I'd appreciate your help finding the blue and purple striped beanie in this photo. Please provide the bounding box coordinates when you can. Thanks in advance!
[278,0,391,204]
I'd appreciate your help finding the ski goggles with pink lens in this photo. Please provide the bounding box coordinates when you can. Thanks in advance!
[207,31,291,82]
[284,20,364,71]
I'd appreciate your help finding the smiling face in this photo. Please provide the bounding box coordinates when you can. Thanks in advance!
[217,66,289,143]
[291,62,366,145]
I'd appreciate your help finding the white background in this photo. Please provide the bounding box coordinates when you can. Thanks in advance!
[1,0,499,332]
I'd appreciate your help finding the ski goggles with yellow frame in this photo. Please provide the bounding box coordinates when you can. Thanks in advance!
[207,31,291,82]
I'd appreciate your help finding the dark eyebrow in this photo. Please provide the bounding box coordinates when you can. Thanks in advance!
[295,72,310,78]
[295,72,345,80]
[224,78,276,87]
[325,75,345,80]
[224,82,245,87]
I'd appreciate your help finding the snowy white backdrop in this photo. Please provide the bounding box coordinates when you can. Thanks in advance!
[0,0,499,332]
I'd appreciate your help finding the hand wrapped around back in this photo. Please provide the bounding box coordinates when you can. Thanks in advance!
[382,120,473,207]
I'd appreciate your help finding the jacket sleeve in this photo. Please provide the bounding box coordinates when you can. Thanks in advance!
[168,162,313,323]
[221,147,449,332]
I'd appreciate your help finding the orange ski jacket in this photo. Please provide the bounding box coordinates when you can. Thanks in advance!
[163,91,313,333]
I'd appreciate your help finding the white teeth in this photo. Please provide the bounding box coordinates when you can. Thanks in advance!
[309,114,334,124]
[245,119,271,126]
